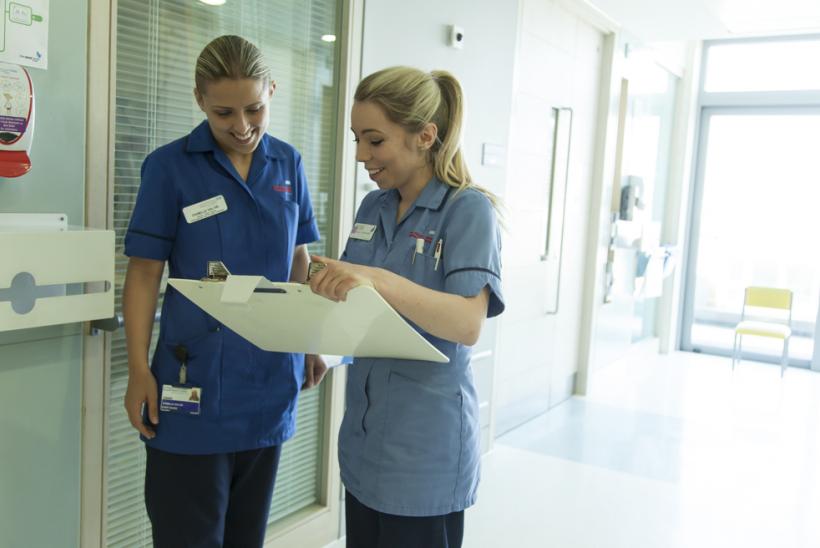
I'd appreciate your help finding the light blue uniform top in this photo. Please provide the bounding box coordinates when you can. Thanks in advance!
[124,121,320,455]
[339,178,504,517]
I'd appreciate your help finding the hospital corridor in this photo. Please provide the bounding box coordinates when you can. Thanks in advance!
[1,0,818,547]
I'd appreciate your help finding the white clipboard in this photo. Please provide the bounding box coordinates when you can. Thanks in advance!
[168,276,449,363]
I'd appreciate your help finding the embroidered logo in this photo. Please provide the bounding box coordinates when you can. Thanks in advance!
[409,231,433,243]
[272,180,292,193]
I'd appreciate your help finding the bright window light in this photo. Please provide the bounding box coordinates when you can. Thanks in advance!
[198,0,226,6]
[704,39,820,92]
[321,34,336,42]
[690,113,820,360]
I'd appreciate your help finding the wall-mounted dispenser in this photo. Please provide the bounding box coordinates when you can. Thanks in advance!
[0,62,34,177]
[618,175,644,221]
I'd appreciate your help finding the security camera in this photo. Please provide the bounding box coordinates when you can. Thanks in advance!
[449,25,464,49]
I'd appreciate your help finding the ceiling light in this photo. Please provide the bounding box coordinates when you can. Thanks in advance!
[321,34,337,43]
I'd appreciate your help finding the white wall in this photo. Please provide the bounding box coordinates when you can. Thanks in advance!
[359,0,519,197]
[494,0,606,434]
[657,42,702,355]
[359,0,520,448]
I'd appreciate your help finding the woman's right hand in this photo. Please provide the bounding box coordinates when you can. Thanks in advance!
[122,256,164,439]
[124,367,159,439]
[308,255,376,302]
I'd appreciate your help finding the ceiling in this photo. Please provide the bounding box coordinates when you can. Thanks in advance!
[585,0,820,41]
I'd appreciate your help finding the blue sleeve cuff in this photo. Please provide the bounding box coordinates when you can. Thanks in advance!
[444,268,505,318]
[296,217,320,246]
[124,229,174,260]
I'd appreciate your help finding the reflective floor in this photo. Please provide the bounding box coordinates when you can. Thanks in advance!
[464,343,820,548]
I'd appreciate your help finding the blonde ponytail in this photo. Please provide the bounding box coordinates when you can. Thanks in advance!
[355,66,501,211]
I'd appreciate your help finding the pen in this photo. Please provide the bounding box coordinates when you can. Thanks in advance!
[433,239,443,270]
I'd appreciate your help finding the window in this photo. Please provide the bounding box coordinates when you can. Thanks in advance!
[687,111,820,362]
[683,37,820,366]
[107,1,341,545]
[704,37,820,93]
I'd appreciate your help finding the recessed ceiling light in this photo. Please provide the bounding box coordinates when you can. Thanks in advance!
[321,34,337,42]
[199,0,226,6]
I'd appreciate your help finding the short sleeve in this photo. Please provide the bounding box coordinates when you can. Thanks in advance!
[123,153,179,261]
[442,190,505,318]
[294,155,320,246]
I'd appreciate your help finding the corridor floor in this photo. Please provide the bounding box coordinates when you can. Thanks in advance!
[464,347,820,548]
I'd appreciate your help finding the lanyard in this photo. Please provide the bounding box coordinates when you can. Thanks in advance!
[174,345,188,385]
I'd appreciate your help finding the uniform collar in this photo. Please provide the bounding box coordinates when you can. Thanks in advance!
[380,178,451,237]
[416,177,451,210]
[387,177,451,211]
[186,120,282,160]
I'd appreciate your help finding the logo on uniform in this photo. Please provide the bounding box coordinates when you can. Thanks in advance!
[409,231,433,243]
[272,180,292,193]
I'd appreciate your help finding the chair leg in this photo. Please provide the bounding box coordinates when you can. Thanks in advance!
[733,334,743,371]
[781,337,789,377]
[732,332,738,370]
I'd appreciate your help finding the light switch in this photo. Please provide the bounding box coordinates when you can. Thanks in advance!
[481,143,506,167]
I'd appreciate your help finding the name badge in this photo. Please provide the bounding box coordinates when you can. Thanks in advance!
[160,384,202,415]
[183,195,228,224]
[350,223,376,241]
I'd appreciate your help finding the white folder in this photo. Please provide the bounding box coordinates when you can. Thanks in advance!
[168,276,449,363]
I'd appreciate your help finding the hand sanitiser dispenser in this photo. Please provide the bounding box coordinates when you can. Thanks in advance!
[0,62,34,178]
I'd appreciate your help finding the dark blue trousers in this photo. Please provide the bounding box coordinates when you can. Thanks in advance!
[145,445,282,548]
[345,491,464,548]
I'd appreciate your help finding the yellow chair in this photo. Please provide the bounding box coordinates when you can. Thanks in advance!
[732,287,793,376]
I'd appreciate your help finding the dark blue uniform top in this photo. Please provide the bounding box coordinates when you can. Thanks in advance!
[124,120,320,454]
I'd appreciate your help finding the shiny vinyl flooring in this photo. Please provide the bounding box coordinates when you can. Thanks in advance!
[464,345,820,548]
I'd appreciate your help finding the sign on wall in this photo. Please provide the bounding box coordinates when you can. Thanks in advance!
[0,0,48,69]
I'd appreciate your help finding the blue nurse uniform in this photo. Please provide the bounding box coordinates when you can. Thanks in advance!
[339,178,505,517]
[124,120,320,455]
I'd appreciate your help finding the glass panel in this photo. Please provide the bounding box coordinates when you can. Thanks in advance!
[689,112,820,362]
[704,39,820,93]
[621,54,678,341]
[107,1,341,546]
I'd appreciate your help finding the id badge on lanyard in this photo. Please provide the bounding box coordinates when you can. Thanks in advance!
[159,345,202,415]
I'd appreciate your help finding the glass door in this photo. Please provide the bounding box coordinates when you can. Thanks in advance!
[682,108,820,366]
[620,53,679,342]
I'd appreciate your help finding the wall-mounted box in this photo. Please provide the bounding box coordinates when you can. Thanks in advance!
[0,214,114,332]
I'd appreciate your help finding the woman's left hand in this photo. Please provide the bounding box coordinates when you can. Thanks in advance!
[308,255,375,302]
[302,353,328,389]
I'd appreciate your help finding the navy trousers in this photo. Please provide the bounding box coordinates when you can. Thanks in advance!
[145,445,282,548]
[345,491,464,548]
